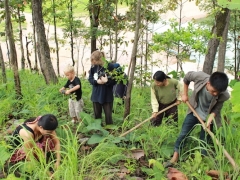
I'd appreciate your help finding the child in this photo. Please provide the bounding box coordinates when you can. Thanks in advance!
[164,71,230,168]
[59,65,84,123]
[88,50,116,125]
[7,114,61,177]
[151,71,181,126]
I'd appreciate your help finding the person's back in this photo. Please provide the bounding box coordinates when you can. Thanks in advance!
[4,114,61,178]
[113,73,128,98]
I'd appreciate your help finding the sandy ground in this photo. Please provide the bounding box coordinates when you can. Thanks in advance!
[1,1,207,77]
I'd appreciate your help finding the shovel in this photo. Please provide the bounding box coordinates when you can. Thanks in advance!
[119,101,180,137]
[186,101,238,170]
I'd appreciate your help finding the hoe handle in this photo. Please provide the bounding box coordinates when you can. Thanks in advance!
[186,101,238,170]
[119,101,180,137]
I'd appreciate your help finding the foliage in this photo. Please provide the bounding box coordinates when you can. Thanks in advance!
[152,20,211,70]
[0,70,239,179]
[217,0,240,10]
[0,141,11,170]
[141,159,165,179]
[229,82,240,122]
[180,151,212,179]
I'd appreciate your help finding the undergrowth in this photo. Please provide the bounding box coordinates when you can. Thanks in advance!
[0,70,239,180]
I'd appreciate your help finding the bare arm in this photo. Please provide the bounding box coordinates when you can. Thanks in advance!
[181,82,189,103]
[65,85,80,95]
[206,113,216,130]
[50,131,61,169]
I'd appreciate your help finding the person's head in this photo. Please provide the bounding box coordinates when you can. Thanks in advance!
[153,71,170,87]
[206,71,229,96]
[91,50,105,66]
[38,114,58,135]
[64,65,75,81]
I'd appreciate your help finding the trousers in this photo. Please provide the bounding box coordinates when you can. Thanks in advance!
[93,102,113,125]
[174,112,213,155]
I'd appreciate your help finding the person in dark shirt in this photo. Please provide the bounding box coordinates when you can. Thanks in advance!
[112,63,128,105]
[88,50,116,125]
[59,65,84,123]
[7,114,60,178]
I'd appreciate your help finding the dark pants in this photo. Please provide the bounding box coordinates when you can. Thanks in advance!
[151,99,178,126]
[93,102,113,125]
[174,112,213,156]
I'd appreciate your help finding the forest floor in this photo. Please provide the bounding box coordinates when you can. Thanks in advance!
[1,1,207,76]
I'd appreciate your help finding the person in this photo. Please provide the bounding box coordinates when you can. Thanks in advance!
[151,71,181,126]
[88,50,116,125]
[7,114,61,177]
[165,71,230,167]
[112,63,128,105]
[59,65,84,123]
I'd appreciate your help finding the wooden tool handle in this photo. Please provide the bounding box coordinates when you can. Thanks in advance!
[186,101,238,170]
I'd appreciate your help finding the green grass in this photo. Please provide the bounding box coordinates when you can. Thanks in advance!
[0,70,239,179]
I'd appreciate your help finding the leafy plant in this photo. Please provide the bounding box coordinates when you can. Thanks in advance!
[141,159,165,179]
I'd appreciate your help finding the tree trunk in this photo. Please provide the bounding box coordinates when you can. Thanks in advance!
[113,0,118,63]
[17,7,25,70]
[32,0,58,84]
[88,0,100,53]
[0,44,7,84]
[52,0,60,76]
[233,12,240,80]
[124,0,142,119]
[237,47,240,79]
[109,31,113,60]
[217,10,230,72]
[203,8,230,75]
[5,39,10,64]
[143,20,148,86]
[68,0,75,66]
[176,0,184,72]
[5,0,22,99]
[32,5,38,71]
[25,36,32,70]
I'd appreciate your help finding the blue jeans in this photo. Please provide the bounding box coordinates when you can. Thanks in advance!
[174,113,213,155]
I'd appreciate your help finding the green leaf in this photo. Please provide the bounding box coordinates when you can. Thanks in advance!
[87,134,105,145]
[86,121,102,131]
[148,159,164,171]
